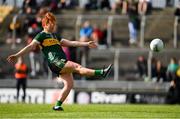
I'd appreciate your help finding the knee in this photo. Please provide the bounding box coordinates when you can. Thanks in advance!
[76,66,87,75]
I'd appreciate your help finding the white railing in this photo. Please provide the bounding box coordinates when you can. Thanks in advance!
[114,48,120,81]
[147,51,153,79]
[140,15,146,48]
[11,14,18,49]
[107,16,113,47]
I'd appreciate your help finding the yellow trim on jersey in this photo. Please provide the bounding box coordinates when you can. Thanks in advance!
[42,38,60,47]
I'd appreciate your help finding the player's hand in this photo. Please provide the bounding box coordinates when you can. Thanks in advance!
[88,41,97,48]
[7,54,18,64]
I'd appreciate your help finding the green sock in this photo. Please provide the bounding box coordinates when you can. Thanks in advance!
[56,100,62,107]
[95,70,103,76]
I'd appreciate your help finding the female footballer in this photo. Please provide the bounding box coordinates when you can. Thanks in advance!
[7,12,112,111]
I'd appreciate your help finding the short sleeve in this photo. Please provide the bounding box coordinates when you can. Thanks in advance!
[34,33,43,44]
[54,33,62,42]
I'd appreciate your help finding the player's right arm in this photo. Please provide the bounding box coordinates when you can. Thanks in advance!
[7,40,39,64]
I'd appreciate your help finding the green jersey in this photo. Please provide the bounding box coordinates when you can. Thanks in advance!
[34,31,67,74]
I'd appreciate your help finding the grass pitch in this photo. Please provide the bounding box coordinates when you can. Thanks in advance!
[0,104,180,119]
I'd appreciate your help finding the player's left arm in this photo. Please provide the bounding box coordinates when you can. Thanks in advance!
[60,38,97,48]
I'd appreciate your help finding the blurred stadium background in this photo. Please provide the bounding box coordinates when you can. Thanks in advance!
[0,0,180,105]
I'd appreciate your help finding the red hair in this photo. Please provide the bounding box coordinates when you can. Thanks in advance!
[42,12,56,28]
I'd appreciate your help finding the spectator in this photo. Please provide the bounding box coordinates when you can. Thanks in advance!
[27,14,43,38]
[99,0,111,11]
[85,0,98,10]
[6,17,21,45]
[167,57,179,82]
[174,59,180,103]
[59,0,67,9]
[127,0,140,45]
[151,57,157,80]
[23,7,35,35]
[152,60,167,83]
[166,58,180,104]
[100,22,109,46]
[138,0,152,15]
[174,3,180,42]
[49,0,59,12]
[78,21,93,64]
[111,0,128,14]
[174,3,180,17]
[166,76,180,104]
[21,0,37,14]
[15,57,28,102]
[79,21,93,42]
[59,0,74,9]
[136,55,147,78]
[91,24,104,45]
[79,0,89,9]
[9,20,21,35]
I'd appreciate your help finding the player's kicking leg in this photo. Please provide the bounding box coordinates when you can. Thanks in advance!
[60,61,112,78]
[53,61,112,111]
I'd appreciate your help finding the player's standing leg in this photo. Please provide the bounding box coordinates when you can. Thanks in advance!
[53,73,73,111]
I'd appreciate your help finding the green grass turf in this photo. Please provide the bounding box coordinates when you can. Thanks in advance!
[0,104,180,119]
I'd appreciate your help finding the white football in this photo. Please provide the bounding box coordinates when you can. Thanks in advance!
[150,38,164,52]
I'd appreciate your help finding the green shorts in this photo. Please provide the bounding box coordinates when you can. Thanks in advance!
[48,58,67,75]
